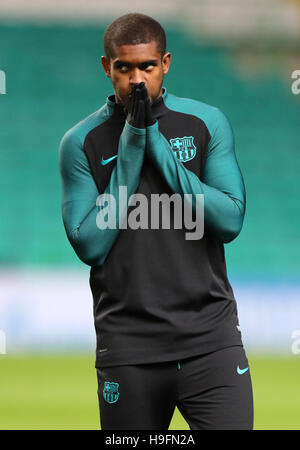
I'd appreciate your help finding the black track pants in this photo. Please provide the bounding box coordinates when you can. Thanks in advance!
[96,345,253,430]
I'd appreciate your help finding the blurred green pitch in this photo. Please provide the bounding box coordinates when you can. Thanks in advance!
[0,354,299,430]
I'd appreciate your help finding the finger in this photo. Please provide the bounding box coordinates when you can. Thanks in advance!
[137,99,145,128]
[128,85,136,113]
[130,83,139,106]
[144,95,151,114]
[144,97,152,126]
[134,87,141,105]
[133,87,141,119]
[144,95,155,127]
[139,83,148,101]
[131,83,140,99]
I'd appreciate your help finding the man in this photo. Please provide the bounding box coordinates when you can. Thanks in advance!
[59,13,253,430]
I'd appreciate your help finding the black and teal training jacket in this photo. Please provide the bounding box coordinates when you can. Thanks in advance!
[59,87,246,368]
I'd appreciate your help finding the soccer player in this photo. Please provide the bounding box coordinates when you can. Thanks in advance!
[59,13,253,430]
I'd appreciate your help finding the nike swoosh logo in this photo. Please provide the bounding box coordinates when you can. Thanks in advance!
[237,365,249,375]
[101,154,118,166]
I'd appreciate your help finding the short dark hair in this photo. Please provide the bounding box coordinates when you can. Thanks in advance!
[104,13,166,59]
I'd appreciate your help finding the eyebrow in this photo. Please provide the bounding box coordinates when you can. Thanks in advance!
[113,59,158,69]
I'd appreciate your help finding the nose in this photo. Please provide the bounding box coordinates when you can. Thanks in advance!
[129,68,145,85]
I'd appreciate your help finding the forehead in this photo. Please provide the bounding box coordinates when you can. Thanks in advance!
[111,41,161,63]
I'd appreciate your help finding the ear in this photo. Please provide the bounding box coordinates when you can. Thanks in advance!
[162,52,171,75]
[101,56,111,78]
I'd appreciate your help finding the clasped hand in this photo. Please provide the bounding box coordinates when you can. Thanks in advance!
[126,82,156,129]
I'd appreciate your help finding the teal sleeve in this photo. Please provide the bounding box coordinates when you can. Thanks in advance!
[59,121,146,266]
[146,109,246,243]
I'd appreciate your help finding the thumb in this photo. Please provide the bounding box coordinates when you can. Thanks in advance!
[137,99,145,128]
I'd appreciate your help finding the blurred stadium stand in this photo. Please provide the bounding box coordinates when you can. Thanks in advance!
[1,0,300,42]
[185,0,300,44]
[0,0,299,354]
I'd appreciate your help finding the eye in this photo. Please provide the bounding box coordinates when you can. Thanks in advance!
[145,64,154,72]
[139,62,156,72]
[142,63,155,72]
[119,65,129,73]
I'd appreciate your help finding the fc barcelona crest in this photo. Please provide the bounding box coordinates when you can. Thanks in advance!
[170,136,196,162]
[103,381,120,404]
